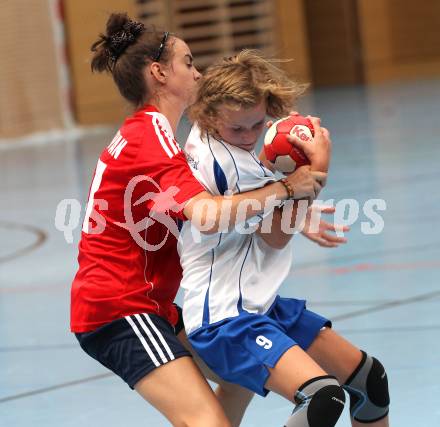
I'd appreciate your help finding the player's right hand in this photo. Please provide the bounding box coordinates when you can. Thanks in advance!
[285,165,327,202]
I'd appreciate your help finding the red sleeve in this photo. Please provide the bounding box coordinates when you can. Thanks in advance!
[126,117,205,221]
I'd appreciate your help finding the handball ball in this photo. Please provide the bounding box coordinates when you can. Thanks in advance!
[264,114,314,174]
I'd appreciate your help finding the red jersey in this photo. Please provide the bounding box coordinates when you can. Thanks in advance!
[70,106,204,332]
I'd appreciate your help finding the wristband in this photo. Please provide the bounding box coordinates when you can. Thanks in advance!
[279,178,294,200]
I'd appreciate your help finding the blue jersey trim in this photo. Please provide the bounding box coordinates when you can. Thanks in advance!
[207,137,229,195]
[213,136,242,193]
[213,159,228,195]
[202,249,214,326]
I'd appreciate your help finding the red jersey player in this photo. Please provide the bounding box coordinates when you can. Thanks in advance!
[71,13,328,427]
[71,104,204,332]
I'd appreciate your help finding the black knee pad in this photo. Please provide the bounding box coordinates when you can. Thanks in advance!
[307,380,346,427]
[343,351,390,423]
[285,375,345,427]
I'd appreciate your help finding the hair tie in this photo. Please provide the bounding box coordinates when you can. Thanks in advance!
[108,20,145,64]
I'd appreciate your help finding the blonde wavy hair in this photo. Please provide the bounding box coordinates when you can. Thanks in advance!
[188,50,308,135]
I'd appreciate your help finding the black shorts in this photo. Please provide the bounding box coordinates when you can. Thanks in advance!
[76,308,190,389]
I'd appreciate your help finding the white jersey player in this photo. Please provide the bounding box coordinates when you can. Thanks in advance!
[179,123,293,335]
[179,51,390,427]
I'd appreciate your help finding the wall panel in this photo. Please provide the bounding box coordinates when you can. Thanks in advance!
[358,0,440,83]
[0,0,64,139]
[63,0,137,125]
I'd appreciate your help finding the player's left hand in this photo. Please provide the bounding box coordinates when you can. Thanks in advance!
[301,205,349,247]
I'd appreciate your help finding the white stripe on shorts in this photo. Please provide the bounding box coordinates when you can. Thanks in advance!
[142,313,175,361]
[134,314,169,364]
[125,315,161,367]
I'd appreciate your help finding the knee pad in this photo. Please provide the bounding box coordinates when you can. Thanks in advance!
[285,375,345,427]
[343,351,390,423]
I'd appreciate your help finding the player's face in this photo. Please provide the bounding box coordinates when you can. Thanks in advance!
[166,38,202,107]
[215,101,266,151]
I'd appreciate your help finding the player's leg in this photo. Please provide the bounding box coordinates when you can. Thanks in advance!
[76,313,230,427]
[135,356,231,427]
[265,344,327,398]
[260,298,347,426]
[264,345,346,427]
[307,328,389,426]
[306,327,363,382]
[188,305,345,427]
[214,382,254,427]
[178,328,254,427]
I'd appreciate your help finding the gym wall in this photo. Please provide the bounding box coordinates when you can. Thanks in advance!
[63,0,299,126]
[0,0,65,139]
[1,0,440,139]
[358,0,440,83]
[65,0,439,124]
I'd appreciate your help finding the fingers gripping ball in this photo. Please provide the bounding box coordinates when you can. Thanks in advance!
[264,114,314,174]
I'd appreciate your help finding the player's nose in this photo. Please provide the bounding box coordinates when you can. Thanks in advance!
[194,68,202,80]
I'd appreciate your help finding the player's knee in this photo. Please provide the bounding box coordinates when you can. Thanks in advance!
[343,351,390,423]
[304,379,345,427]
[286,376,345,427]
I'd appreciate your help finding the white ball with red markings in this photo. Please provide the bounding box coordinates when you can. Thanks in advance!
[263,114,314,174]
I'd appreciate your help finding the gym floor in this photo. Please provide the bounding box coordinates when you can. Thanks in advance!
[1,79,439,426]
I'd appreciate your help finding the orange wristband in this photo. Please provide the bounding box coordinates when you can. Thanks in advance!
[279,178,294,199]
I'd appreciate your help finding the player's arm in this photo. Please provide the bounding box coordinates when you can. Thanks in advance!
[256,203,350,250]
[255,203,300,249]
[184,118,329,234]
[254,117,332,247]
[184,166,325,234]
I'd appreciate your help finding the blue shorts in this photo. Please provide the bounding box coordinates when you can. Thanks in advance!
[188,296,331,396]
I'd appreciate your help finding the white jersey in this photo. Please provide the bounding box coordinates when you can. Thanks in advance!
[178,124,293,334]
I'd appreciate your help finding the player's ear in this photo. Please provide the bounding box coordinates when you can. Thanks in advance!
[149,62,167,84]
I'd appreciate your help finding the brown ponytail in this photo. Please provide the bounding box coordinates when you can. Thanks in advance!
[90,13,173,108]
